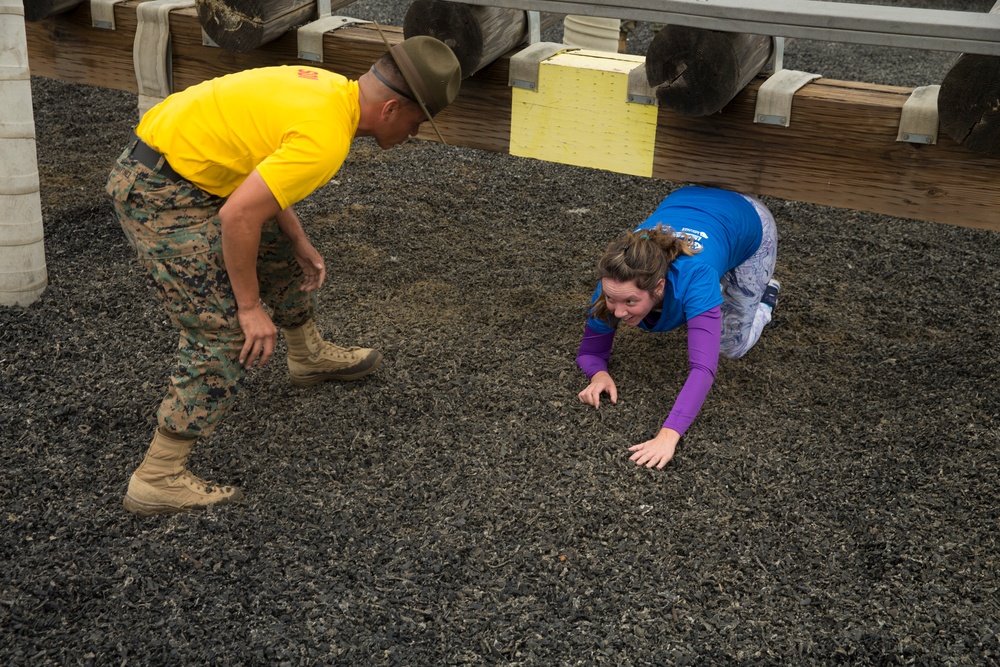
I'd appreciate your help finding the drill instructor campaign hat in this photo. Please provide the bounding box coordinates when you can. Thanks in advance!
[372,22,461,144]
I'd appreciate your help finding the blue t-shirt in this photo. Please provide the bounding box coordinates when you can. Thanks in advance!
[587,186,762,334]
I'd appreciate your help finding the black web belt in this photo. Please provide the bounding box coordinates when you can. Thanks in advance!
[128,130,183,182]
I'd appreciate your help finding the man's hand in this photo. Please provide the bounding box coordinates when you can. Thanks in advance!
[220,170,281,352]
[237,303,277,369]
[628,428,681,469]
[578,371,617,409]
[292,239,326,292]
[276,206,325,292]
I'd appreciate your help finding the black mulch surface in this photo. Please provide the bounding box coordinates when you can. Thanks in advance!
[3,4,1000,665]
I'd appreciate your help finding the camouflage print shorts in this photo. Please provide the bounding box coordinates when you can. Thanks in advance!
[106,146,315,438]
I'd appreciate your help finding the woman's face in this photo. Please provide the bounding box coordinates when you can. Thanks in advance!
[601,277,665,326]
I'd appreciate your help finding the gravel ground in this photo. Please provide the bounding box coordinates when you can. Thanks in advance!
[3,1,999,665]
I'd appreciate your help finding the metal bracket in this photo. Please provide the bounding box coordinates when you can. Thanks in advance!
[298,16,371,62]
[527,10,540,45]
[626,63,657,106]
[509,42,569,91]
[765,36,785,74]
[202,28,219,47]
[754,69,821,127]
[896,85,940,145]
[133,0,195,116]
[91,0,127,29]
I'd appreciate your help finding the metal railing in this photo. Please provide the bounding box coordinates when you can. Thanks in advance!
[444,0,1000,55]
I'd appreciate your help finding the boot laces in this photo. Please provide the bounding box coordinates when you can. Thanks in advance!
[177,469,231,494]
[306,326,326,351]
[313,342,364,362]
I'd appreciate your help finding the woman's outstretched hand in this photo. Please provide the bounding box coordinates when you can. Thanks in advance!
[578,371,617,409]
[628,428,681,469]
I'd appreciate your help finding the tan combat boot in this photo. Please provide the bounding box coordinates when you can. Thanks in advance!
[123,428,243,516]
[283,319,382,387]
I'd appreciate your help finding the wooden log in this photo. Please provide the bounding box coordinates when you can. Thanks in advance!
[938,1,1000,156]
[404,0,527,78]
[196,0,321,52]
[21,2,1000,230]
[645,23,772,116]
[24,0,84,22]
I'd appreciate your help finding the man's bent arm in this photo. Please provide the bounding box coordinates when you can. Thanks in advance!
[220,170,283,310]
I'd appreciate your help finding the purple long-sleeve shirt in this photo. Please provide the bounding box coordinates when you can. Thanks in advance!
[576,307,721,437]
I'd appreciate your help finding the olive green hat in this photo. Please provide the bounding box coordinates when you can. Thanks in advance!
[373,24,461,143]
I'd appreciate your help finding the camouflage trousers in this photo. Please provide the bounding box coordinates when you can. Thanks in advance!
[106,144,315,439]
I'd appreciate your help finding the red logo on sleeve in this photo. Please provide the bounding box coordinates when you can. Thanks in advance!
[298,69,319,80]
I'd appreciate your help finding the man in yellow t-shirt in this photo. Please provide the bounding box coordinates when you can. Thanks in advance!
[106,36,461,517]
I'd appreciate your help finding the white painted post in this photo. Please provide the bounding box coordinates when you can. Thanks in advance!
[0,0,46,306]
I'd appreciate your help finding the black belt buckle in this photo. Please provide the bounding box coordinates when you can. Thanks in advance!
[128,130,183,182]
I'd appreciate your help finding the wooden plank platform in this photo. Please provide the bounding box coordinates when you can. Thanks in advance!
[23,1,1000,231]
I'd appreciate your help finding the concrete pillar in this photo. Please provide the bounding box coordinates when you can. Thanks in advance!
[0,0,46,307]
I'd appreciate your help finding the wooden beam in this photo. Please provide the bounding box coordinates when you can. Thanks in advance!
[22,1,1000,230]
[23,2,513,151]
[652,78,1000,232]
[26,2,353,91]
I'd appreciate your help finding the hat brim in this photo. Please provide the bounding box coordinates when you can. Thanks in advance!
[372,22,447,146]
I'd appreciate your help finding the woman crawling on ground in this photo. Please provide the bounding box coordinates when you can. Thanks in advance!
[577,185,780,468]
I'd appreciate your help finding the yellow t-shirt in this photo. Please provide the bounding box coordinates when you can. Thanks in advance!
[136,66,360,210]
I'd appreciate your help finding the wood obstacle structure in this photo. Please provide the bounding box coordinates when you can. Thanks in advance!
[4,0,1000,307]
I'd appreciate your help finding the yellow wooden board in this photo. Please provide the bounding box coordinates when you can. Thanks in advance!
[510,50,657,177]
